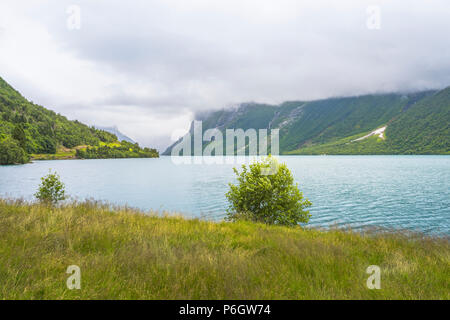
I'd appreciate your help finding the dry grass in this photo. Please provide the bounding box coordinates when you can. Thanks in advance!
[0,199,448,299]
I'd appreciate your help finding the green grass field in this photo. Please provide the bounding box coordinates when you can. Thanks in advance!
[31,145,79,161]
[30,152,76,161]
[0,199,448,299]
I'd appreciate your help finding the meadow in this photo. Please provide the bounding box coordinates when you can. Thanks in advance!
[0,199,448,299]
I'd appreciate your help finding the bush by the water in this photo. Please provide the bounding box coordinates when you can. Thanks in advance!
[226,157,311,226]
[0,136,29,165]
[34,171,66,205]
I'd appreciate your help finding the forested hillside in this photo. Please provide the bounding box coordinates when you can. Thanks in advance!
[0,77,158,164]
[163,89,449,155]
[289,88,450,155]
[384,88,450,154]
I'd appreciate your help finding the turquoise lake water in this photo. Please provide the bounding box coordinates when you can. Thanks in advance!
[0,156,449,235]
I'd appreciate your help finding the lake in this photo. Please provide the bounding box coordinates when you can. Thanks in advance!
[0,155,449,235]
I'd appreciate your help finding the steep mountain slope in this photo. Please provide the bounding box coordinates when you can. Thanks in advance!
[278,94,420,151]
[384,88,450,154]
[0,76,158,164]
[290,88,450,155]
[164,89,449,155]
[0,76,117,155]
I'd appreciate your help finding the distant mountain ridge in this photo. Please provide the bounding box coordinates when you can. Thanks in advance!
[95,126,135,144]
[164,88,449,155]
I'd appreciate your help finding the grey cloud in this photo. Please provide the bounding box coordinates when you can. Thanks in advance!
[2,0,450,149]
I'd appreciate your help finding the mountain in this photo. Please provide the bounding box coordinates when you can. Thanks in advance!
[382,88,450,154]
[163,88,449,155]
[95,126,135,144]
[0,76,158,164]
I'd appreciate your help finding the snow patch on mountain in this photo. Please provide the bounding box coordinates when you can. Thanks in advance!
[352,126,386,142]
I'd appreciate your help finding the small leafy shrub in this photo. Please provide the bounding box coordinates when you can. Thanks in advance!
[226,156,312,226]
[35,171,66,205]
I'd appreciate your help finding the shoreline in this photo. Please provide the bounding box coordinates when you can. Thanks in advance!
[1,197,447,239]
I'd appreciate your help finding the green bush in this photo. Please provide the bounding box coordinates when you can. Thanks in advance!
[35,171,66,205]
[226,156,312,226]
[0,137,29,165]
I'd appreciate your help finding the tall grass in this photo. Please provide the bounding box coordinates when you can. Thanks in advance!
[0,199,448,299]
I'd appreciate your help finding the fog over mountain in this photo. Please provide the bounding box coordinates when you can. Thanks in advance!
[1,0,449,150]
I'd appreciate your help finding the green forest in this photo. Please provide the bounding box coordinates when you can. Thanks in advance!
[0,76,158,165]
[76,141,158,159]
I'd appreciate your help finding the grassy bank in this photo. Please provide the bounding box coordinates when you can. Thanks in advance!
[29,142,159,161]
[0,199,448,299]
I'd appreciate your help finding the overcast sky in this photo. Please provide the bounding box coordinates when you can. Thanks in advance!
[0,0,449,150]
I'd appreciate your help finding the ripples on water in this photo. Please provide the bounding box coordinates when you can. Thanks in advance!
[0,156,449,235]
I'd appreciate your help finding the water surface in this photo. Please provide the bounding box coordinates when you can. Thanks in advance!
[0,156,449,235]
